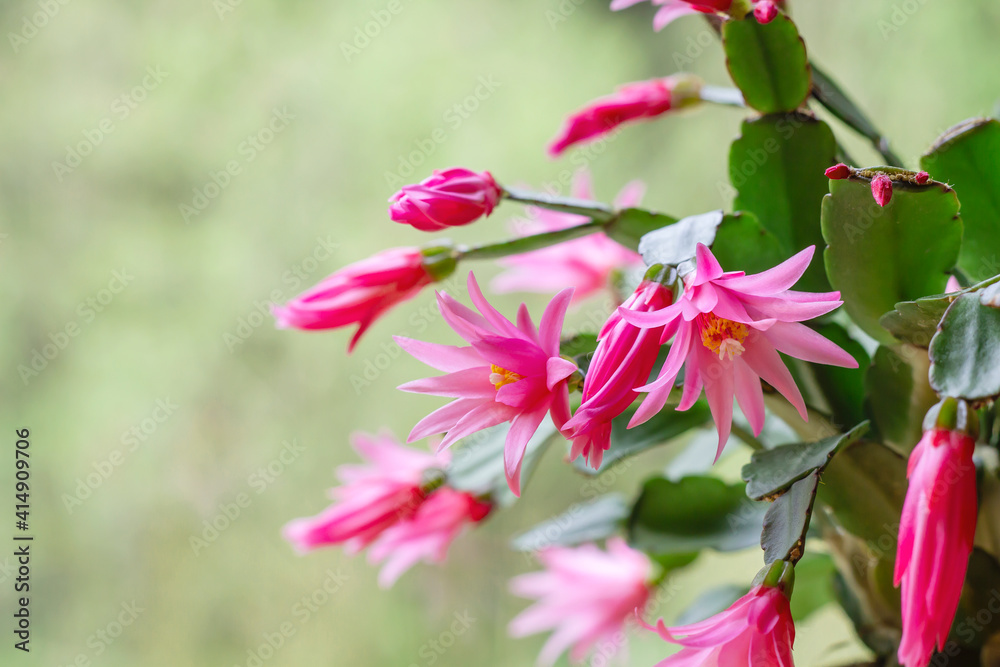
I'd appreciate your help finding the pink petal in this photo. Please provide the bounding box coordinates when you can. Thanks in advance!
[505,408,548,496]
[717,246,815,296]
[741,336,807,421]
[762,321,859,368]
[398,367,494,398]
[539,288,575,355]
[733,358,765,436]
[692,243,725,286]
[394,336,485,372]
[653,2,700,30]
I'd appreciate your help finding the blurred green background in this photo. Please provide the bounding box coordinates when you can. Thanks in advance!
[3,0,999,665]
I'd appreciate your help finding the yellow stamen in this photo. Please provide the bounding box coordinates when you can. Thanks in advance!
[700,313,750,361]
[489,364,524,390]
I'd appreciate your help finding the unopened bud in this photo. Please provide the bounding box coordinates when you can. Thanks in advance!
[915,171,930,185]
[754,0,778,24]
[825,163,851,180]
[871,173,893,207]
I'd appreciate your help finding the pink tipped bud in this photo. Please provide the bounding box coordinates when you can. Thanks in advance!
[915,171,930,185]
[753,0,778,23]
[389,168,502,231]
[824,163,851,180]
[871,173,893,207]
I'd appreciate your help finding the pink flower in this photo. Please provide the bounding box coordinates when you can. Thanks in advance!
[895,427,977,667]
[622,243,858,456]
[563,277,674,470]
[397,273,578,495]
[367,487,491,587]
[273,247,435,351]
[492,170,646,303]
[548,75,701,156]
[282,431,447,554]
[509,538,655,666]
[871,173,893,207]
[389,168,503,231]
[643,583,795,666]
[946,275,962,293]
[611,0,730,30]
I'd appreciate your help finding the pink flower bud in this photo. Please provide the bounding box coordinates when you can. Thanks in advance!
[272,247,433,351]
[753,0,778,23]
[915,171,930,184]
[548,75,701,156]
[871,173,893,207]
[824,163,851,180]
[389,168,502,231]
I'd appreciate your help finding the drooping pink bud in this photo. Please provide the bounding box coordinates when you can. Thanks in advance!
[915,171,930,185]
[871,173,893,207]
[824,163,851,180]
[389,168,502,231]
[753,0,778,23]
[547,74,702,156]
[272,247,436,351]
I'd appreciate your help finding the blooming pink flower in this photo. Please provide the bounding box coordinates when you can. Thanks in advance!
[871,173,893,207]
[397,273,578,495]
[611,0,779,30]
[282,431,447,554]
[492,170,646,303]
[643,583,795,666]
[509,538,655,666]
[548,75,700,156]
[389,168,503,231]
[621,243,858,455]
[895,427,977,667]
[563,277,674,470]
[367,487,491,587]
[273,247,434,351]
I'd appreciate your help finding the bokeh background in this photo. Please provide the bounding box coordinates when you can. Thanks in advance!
[3,0,1000,665]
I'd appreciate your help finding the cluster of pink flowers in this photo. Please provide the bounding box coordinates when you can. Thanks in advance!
[283,431,490,587]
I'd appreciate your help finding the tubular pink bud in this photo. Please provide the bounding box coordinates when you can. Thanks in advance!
[389,168,502,231]
[915,171,930,185]
[753,0,778,23]
[824,163,851,180]
[871,173,893,207]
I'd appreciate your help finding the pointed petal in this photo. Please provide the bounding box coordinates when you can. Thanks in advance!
[692,243,725,285]
[398,367,494,398]
[395,336,484,372]
[733,358,765,436]
[539,288,574,355]
[718,246,815,295]
[762,321,859,368]
[505,408,548,496]
[741,336,807,421]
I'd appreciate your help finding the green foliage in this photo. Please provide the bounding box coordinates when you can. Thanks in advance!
[709,211,786,276]
[742,423,868,501]
[789,553,837,621]
[821,176,962,344]
[628,476,766,555]
[608,208,679,251]
[729,114,836,291]
[510,495,629,552]
[865,346,938,452]
[722,15,812,113]
[921,118,1000,282]
[809,323,871,428]
[761,473,819,564]
[930,292,1000,400]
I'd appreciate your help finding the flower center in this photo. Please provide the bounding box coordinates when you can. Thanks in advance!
[700,313,750,361]
[489,364,524,390]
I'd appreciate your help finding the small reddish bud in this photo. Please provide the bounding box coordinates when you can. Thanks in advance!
[871,174,893,207]
[915,171,930,185]
[824,163,851,180]
[754,0,778,23]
